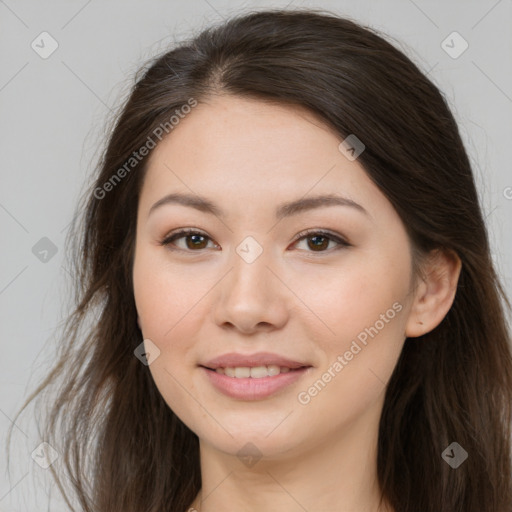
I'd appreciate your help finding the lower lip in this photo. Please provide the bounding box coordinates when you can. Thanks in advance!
[201,366,311,400]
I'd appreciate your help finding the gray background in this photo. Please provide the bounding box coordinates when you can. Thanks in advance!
[1,0,511,510]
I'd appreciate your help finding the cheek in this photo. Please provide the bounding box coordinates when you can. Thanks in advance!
[133,244,202,340]
[133,252,208,425]
[132,247,216,380]
[290,247,410,407]
[291,247,411,345]
[295,301,407,433]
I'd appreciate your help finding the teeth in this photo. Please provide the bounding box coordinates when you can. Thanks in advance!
[235,367,251,378]
[215,365,297,378]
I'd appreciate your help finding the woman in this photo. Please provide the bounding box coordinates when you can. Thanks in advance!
[8,8,512,512]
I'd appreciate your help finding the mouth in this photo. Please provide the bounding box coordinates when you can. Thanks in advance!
[200,364,309,378]
[199,364,313,400]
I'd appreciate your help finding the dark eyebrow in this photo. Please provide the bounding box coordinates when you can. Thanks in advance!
[148,192,369,220]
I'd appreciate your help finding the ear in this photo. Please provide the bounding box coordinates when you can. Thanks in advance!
[405,248,462,338]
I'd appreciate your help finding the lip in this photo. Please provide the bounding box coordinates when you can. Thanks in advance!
[201,352,309,370]
[199,352,312,400]
[201,366,312,400]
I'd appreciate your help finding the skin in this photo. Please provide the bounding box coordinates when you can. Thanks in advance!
[132,95,461,512]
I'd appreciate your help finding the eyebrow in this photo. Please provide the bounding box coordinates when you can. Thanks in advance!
[148,192,369,220]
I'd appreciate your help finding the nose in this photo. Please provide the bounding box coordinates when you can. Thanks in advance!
[212,246,290,334]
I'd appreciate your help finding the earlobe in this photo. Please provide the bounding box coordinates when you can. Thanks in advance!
[405,249,462,338]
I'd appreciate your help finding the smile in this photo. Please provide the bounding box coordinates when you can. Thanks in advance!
[201,365,311,400]
[211,365,296,378]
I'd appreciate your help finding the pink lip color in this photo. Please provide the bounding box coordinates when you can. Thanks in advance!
[201,366,311,400]
[202,352,307,370]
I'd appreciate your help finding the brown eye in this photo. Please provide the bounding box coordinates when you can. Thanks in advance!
[161,229,218,251]
[160,229,349,254]
[293,230,349,253]
[306,234,330,251]
[184,233,208,250]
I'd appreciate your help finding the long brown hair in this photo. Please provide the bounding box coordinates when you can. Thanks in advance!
[7,8,512,511]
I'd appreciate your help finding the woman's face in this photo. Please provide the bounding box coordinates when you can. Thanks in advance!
[133,95,417,460]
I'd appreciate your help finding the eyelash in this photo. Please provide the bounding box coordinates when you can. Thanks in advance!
[159,228,350,255]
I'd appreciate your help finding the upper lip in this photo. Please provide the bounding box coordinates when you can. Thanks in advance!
[201,352,311,370]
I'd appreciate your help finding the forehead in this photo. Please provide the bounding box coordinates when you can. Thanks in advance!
[148,95,340,170]
[139,95,392,223]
